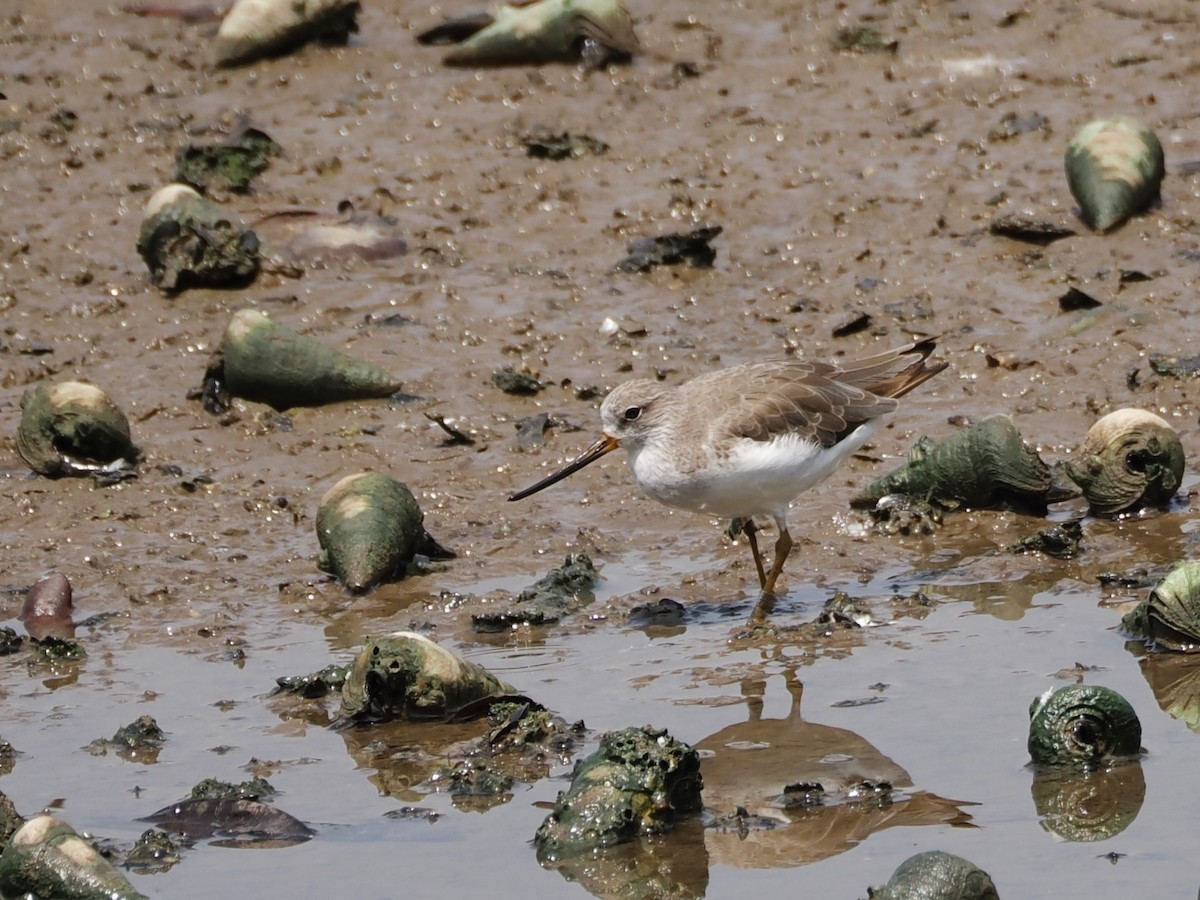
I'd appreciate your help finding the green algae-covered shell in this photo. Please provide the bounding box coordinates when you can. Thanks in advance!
[136,184,260,292]
[1027,685,1141,767]
[0,815,147,900]
[1065,116,1164,232]
[1065,408,1184,516]
[853,415,1052,509]
[1122,560,1200,652]
[208,0,360,68]
[869,850,999,900]
[340,631,517,721]
[316,472,427,593]
[422,0,638,67]
[220,308,401,410]
[534,725,701,861]
[16,381,138,478]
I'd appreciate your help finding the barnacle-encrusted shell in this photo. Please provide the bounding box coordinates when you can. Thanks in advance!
[1065,408,1184,516]
[208,0,360,68]
[340,631,516,721]
[853,415,1052,509]
[217,308,401,410]
[0,815,147,900]
[869,851,999,900]
[418,0,638,68]
[136,184,260,292]
[16,381,138,478]
[1027,685,1142,767]
[316,472,437,593]
[1122,560,1200,652]
[1065,116,1165,232]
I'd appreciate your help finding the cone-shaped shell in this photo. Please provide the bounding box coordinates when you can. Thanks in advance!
[316,472,428,593]
[219,308,401,410]
[853,415,1052,509]
[0,815,147,900]
[208,0,361,68]
[136,184,260,292]
[534,725,701,860]
[340,630,517,721]
[1065,408,1183,516]
[425,0,638,67]
[1122,560,1200,652]
[16,381,138,478]
[1065,116,1164,232]
[870,851,998,900]
[1027,685,1142,767]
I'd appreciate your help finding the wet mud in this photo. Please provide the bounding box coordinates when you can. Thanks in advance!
[4,0,1200,897]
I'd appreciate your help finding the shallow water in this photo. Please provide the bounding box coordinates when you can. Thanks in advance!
[4,0,1200,896]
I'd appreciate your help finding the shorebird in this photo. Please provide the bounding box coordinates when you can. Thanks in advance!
[509,338,946,598]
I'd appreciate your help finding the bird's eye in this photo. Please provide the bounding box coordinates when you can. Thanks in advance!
[622,406,642,422]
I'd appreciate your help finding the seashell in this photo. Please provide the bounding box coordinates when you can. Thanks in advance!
[316,472,452,593]
[16,381,139,478]
[1064,408,1183,516]
[417,0,638,68]
[1122,560,1200,652]
[869,851,998,900]
[1065,116,1164,232]
[136,183,260,293]
[213,308,402,410]
[21,574,75,642]
[853,415,1054,510]
[533,725,701,859]
[340,630,516,721]
[1027,685,1142,767]
[208,0,361,68]
[0,815,148,900]
[142,798,313,846]
[174,124,281,195]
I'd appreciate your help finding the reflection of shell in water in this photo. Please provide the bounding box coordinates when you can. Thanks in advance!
[1065,408,1184,516]
[853,415,1051,509]
[1030,756,1145,842]
[422,0,638,67]
[1065,116,1164,232]
[1027,685,1142,767]
[208,0,361,68]
[871,851,998,900]
[16,381,138,478]
[1122,561,1200,652]
[316,472,426,593]
[340,631,515,721]
[218,308,401,410]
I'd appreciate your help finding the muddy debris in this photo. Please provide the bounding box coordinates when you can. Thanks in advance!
[20,573,76,641]
[275,662,350,698]
[339,631,518,722]
[1122,561,1200,653]
[208,0,361,68]
[251,202,408,268]
[865,493,944,535]
[417,0,638,69]
[1058,286,1102,312]
[522,130,609,160]
[833,24,897,54]
[865,850,998,900]
[316,472,453,594]
[491,365,543,396]
[615,225,722,273]
[853,416,1056,512]
[1027,685,1142,768]
[30,635,86,663]
[87,715,165,762]
[1063,409,1184,516]
[1009,520,1084,560]
[0,790,20,850]
[136,184,261,293]
[203,308,403,412]
[142,797,313,847]
[1148,352,1200,378]
[471,552,599,632]
[0,815,148,900]
[16,381,139,479]
[174,124,281,195]
[189,777,276,802]
[988,213,1075,246]
[1065,116,1164,232]
[533,725,702,860]
[123,829,182,874]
